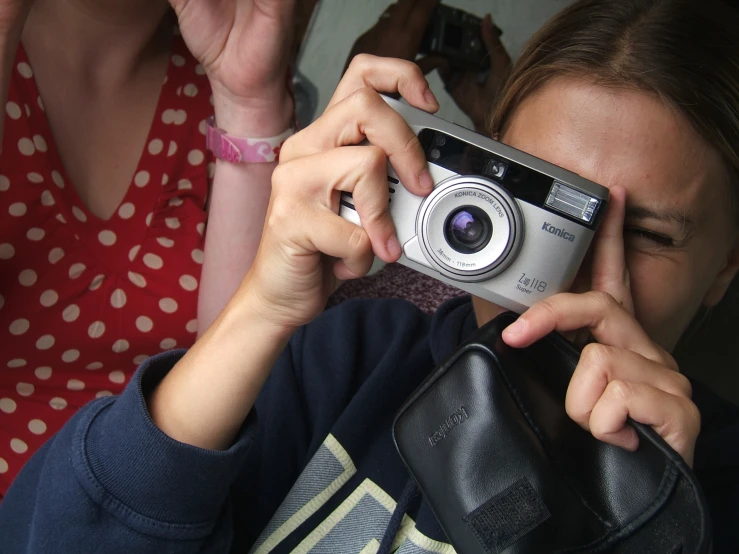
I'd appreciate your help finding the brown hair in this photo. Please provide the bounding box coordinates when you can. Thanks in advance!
[490,0,739,197]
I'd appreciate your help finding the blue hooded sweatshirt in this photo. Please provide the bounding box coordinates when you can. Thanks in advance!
[0,297,737,553]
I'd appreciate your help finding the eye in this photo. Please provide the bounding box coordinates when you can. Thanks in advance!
[624,228,675,247]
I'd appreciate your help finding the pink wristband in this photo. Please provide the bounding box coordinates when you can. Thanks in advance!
[205,115,295,164]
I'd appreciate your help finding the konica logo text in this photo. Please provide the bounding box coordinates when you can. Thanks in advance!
[542,222,575,242]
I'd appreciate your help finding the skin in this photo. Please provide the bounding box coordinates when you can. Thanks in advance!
[148,58,739,470]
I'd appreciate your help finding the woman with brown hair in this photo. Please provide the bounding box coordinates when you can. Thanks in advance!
[1,0,738,551]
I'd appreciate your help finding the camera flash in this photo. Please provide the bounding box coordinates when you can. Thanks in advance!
[546,182,600,223]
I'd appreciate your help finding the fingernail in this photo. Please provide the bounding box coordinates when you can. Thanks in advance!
[424,87,438,107]
[387,235,402,259]
[503,318,526,337]
[419,169,434,192]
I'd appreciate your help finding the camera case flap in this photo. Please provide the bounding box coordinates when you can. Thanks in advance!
[393,311,712,554]
[339,96,610,314]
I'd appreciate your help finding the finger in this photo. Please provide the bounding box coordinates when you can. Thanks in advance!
[406,0,440,41]
[416,55,449,75]
[330,55,439,113]
[274,146,400,262]
[566,343,691,429]
[392,0,420,23]
[333,258,373,281]
[590,185,634,313]
[300,207,376,278]
[502,291,677,369]
[281,87,433,197]
[587,380,700,466]
[378,1,397,19]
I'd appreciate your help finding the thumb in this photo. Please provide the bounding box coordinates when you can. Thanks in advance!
[416,55,450,76]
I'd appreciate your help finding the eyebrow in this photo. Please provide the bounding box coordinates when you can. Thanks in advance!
[624,205,696,231]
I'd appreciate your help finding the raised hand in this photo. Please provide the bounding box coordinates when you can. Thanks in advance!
[242,55,439,330]
[434,14,511,133]
[502,187,701,466]
[168,0,295,121]
[345,0,440,73]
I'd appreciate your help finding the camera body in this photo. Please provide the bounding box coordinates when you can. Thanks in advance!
[339,96,610,314]
[420,4,486,69]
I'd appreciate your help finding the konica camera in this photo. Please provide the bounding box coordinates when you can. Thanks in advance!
[339,96,610,314]
[420,4,486,69]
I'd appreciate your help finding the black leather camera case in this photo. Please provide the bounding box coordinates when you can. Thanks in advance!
[393,312,711,553]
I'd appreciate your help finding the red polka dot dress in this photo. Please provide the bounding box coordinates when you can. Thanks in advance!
[0,33,214,496]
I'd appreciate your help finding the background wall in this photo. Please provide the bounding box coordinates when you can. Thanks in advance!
[296,0,571,127]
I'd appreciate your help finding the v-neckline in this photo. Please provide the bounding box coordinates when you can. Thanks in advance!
[16,34,177,228]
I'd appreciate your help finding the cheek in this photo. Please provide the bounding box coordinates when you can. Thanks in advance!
[627,254,708,350]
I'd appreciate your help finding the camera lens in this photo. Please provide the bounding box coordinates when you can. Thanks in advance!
[444,206,493,254]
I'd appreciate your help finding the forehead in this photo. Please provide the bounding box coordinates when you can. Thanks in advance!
[501,79,730,224]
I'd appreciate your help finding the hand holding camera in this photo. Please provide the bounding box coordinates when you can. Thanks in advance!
[339,94,609,314]
[501,186,700,466]
[240,55,439,332]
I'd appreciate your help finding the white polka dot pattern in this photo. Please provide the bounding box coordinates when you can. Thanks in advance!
[136,316,153,332]
[16,382,34,396]
[28,419,47,435]
[98,230,116,246]
[110,289,127,308]
[26,227,44,241]
[66,379,84,390]
[49,397,67,410]
[159,298,178,313]
[0,36,211,494]
[0,398,17,413]
[39,289,58,307]
[34,367,52,380]
[0,243,14,259]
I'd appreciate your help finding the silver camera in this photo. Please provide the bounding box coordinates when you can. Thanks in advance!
[339,96,610,314]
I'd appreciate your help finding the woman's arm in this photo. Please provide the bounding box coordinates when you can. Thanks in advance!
[168,0,297,335]
[197,94,294,335]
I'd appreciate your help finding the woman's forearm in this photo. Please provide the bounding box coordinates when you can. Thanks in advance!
[197,92,294,335]
[151,284,295,450]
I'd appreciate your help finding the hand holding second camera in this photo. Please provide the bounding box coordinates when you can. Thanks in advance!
[346,1,511,132]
